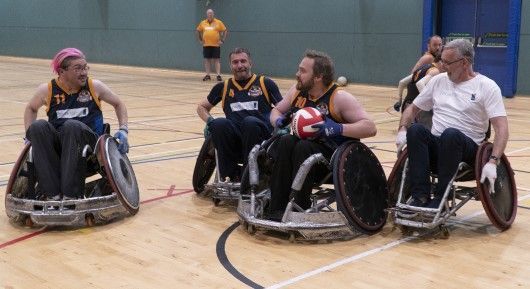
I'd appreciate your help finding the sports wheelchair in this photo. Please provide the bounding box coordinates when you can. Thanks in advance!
[192,136,251,205]
[237,135,389,242]
[5,133,140,227]
[387,142,517,237]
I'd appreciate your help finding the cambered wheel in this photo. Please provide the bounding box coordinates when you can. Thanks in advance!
[333,141,388,234]
[192,137,216,194]
[475,142,517,230]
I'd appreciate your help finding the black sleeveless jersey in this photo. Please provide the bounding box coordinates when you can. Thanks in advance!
[290,83,350,145]
[404,63,438,104]
[46,78,104,135]
[214,74,280,128]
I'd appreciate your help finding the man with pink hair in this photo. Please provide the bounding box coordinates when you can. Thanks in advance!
[24,47,129,200]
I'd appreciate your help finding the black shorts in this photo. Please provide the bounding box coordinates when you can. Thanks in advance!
[203,46,221,59]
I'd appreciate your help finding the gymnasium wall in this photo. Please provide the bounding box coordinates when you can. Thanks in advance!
[518,1,530,94]
[1,0,527,93]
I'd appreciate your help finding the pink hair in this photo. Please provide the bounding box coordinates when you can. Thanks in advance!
[51,48,86,74]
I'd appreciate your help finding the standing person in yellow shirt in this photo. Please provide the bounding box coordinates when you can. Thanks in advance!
[196,9,228,81]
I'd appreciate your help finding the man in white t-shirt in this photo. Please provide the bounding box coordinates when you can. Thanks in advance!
[395,39,509,208]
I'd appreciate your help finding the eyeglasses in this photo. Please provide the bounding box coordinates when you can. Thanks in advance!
[440,58,464,66]
[67,65,90,73]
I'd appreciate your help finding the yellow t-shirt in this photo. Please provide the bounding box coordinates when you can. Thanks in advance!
[196,18,226,47]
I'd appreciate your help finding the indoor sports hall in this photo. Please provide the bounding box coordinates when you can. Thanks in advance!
[1,1,529,288]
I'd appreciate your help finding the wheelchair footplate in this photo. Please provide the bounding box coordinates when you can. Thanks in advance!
[6,193,128,227]
[206,179,242,205]
[237,189,360,242]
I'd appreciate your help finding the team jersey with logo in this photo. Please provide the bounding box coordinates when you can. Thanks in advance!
[207,74,282,128]
[404,63,439,104]
[46,78,104,135]
[290,83,350,145]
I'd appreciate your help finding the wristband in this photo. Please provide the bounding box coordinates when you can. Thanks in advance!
[119,124,129,133]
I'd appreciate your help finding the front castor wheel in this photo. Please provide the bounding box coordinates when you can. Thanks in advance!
[213,198,221,206]
[24,216,34,228]
[85,213,95,227]
[247,224,256,235]
[289,232,296,243]
[439,225,450,239]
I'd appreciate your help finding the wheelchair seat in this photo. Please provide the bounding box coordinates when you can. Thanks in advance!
[5,134,140,227]
[237,139,388,242]
[388,142,517,236]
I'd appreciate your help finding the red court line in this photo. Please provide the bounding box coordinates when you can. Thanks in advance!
[0,186,193,250]
[0,228,48,249]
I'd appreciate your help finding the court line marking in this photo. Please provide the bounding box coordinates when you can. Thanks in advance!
[265,191,530,289]
[0,187,194,250]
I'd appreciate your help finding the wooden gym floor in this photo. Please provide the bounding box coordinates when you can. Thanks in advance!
[0,56,529,289]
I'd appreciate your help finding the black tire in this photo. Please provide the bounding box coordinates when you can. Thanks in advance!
[192,137,216,194]
[333,141,388,234]
[387,148,411,207]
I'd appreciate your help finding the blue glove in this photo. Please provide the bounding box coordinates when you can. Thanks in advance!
[204,116,214,138]
[114,129,129,154]
[275,113,292,129]
[311,117,343,138]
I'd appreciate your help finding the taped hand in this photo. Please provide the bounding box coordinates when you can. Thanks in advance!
[114,129,129,154]
[204,116,214,138]
[311,116,343,138]
[396,130,407,148]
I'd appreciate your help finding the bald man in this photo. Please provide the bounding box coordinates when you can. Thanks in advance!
[196,9,228,81]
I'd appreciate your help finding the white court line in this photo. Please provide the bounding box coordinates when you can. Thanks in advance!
[505,146,530,155]
[265,191,530,289]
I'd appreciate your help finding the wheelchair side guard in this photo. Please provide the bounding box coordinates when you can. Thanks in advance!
[5,143,32,199]
[192,137,216,194]
[5,143,33,222]
[333,141,388,234]
[97,134,140,215]
[475,142,517,230]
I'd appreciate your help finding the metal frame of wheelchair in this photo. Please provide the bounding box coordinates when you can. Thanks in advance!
[192,136,244,205]
[237,139,389,242]
[387,142,517,236]
[5,134,140,227]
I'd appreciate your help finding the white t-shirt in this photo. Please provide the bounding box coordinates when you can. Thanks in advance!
[413,73,506,144]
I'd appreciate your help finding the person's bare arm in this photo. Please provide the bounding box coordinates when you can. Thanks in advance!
[411,54,434,73]
[334,91,376,139]
[197,99,214,122]
[270,84,296,127]
[220,30,227,44]
[24,83,48,131]
[196,30,203,44]
[92,79,128,128]
[489,116,509,161]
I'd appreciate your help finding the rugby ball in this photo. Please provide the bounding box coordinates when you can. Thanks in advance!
[291,107,324,139]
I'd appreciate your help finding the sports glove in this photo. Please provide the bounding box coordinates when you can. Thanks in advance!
[275,114,292,129]
[204,116,214,138]
[396,130,407,148]
[480,162,497,194]
[311,116,343,138]
[114,129,129,154]
[393,101,402,112]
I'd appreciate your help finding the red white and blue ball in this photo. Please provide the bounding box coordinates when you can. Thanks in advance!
[291,107,324,139]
